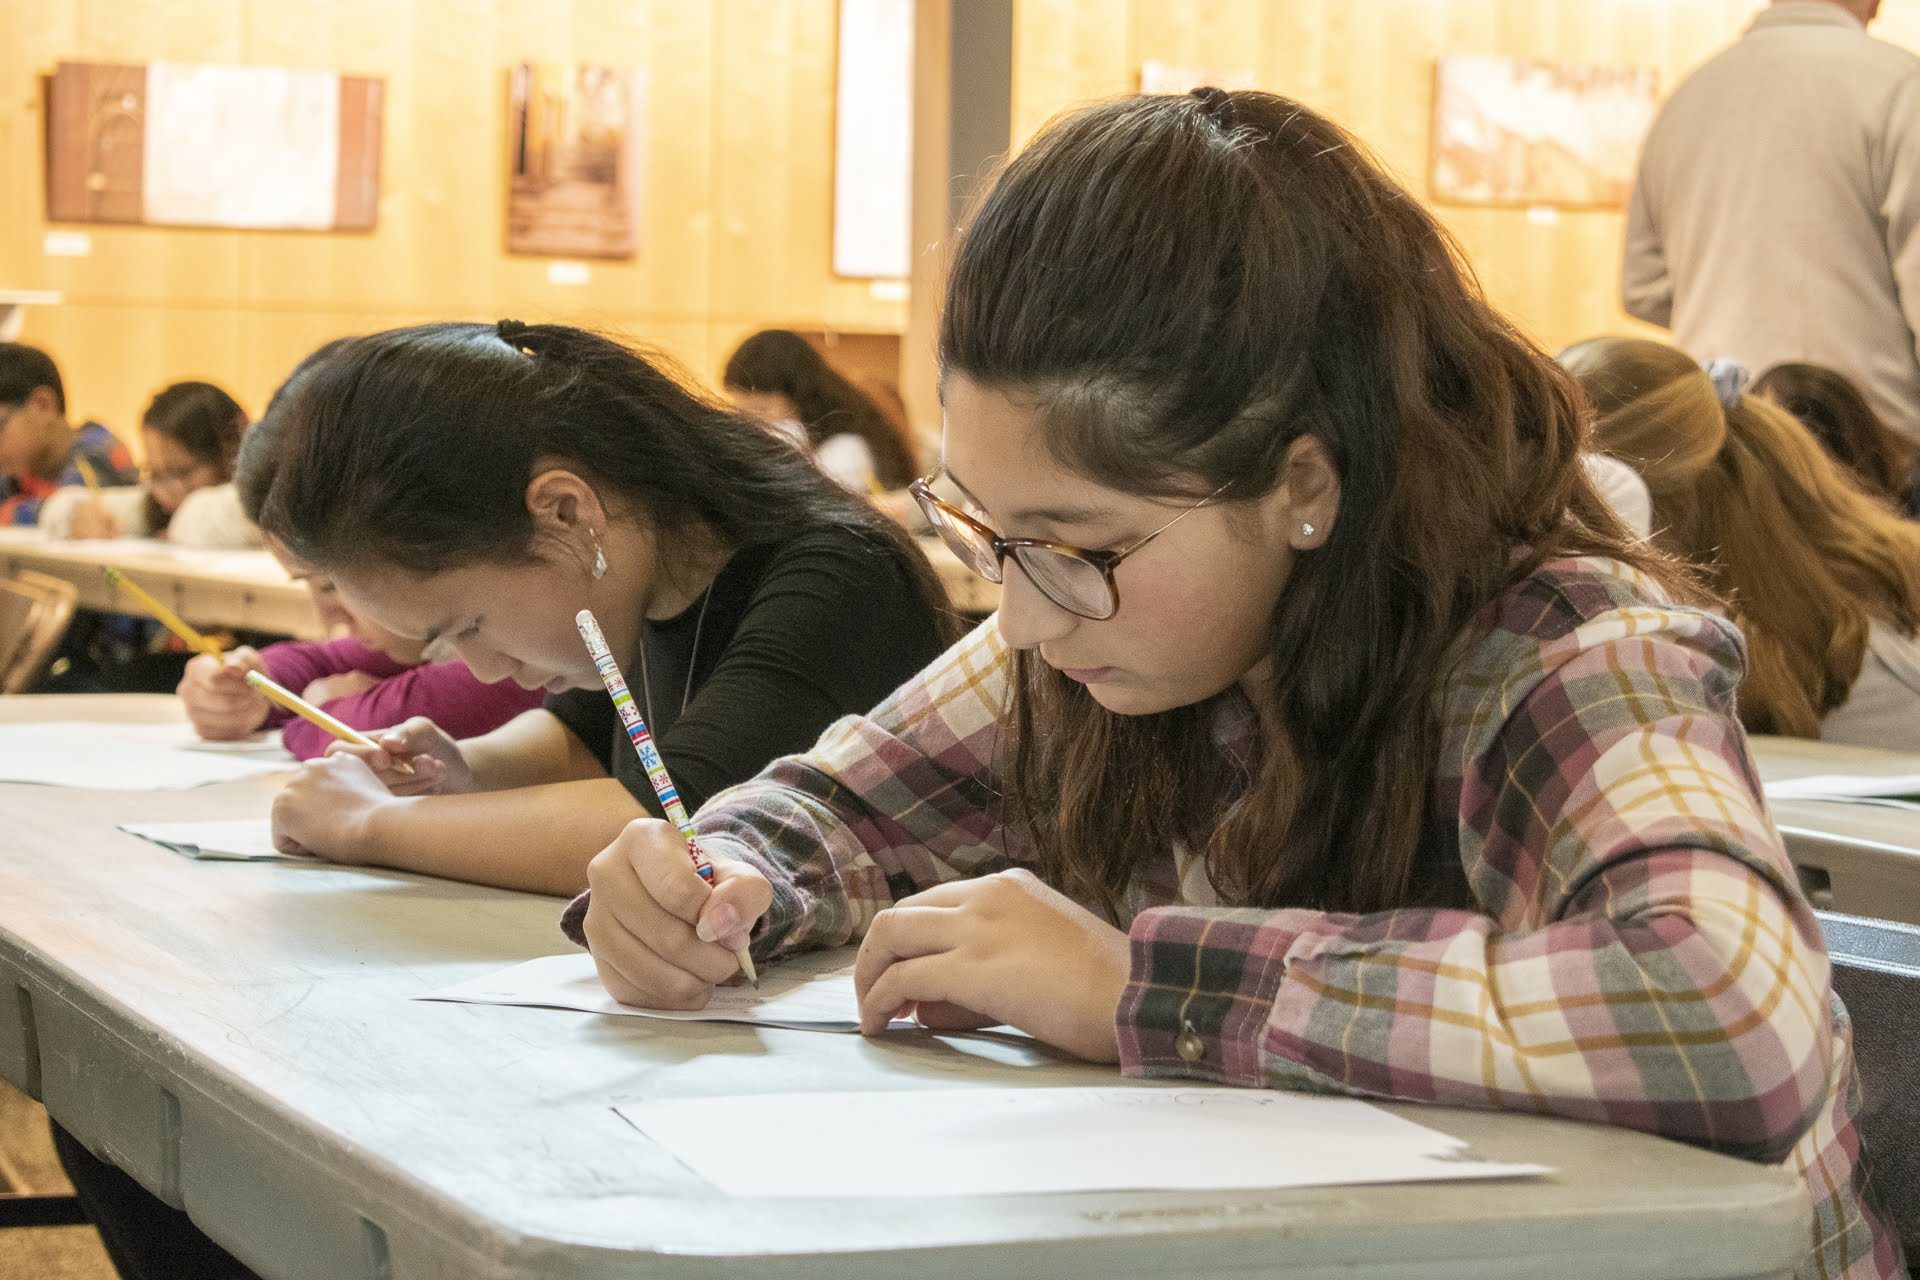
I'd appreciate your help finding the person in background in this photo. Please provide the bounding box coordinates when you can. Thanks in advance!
[723,329,921,491]
[40,380,262,548]
[0,341,133,524]
[1622,0,1920,441]
[1564,336,1920,752]
[176,537,545,759]
[1755,361,1920,517]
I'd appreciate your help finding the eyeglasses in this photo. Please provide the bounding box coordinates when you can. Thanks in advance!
[910,474,1230,620]
[142,462,206,489]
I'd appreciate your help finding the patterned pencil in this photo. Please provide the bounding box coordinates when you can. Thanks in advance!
[574,608,758,986]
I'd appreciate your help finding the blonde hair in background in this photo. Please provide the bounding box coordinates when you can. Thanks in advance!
[1561,336,1920,738]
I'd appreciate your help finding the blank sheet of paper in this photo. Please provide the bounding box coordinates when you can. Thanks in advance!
[422,949,889,1032]
[0,723,292,789]
[111,723,292,759]
[120,819,291,862]
[619,1087,1551,1197]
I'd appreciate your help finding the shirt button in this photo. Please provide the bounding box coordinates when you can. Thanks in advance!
[1176,1019,1205,1063]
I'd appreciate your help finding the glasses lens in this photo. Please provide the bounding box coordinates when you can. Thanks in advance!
[918,493,1005,584]
[1012,546,1117,620]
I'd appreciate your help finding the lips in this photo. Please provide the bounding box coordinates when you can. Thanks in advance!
[1057,666,1114,684]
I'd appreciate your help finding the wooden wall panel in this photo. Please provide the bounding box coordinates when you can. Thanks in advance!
[1009,0,1920,360]
[3,0,904,447]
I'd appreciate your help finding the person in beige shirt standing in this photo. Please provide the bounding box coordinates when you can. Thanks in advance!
[1623,0,1920,440]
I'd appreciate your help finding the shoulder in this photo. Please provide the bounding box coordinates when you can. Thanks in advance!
[167,484,261,548]
[72,422,133,475]
[742,524,930,608]
[1441,556,1745,767]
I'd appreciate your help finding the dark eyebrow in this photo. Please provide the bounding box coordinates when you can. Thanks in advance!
[944,463,1114,529]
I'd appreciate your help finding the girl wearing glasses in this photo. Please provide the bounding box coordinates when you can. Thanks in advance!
[41,380,260,548]
[573,89,1894,1278]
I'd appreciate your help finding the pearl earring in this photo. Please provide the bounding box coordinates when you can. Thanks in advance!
[1300,522,1316,538]
[590,533,608,581]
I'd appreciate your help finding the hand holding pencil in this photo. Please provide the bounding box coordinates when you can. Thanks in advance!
[243,670,417,776]
[575,608,760,987]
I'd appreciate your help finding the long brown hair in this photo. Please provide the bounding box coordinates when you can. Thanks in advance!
[1564,336,1920,737]
[723,329,921,488]
[239,323,953,637]
[944,90,1673,919]
[1753,361,1920,514]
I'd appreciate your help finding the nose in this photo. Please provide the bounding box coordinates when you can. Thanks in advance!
[455,640,516,686]
[993,558,1079,651]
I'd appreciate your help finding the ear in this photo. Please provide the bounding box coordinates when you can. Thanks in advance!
[524,467,609,540]
[1281,435,1340,550]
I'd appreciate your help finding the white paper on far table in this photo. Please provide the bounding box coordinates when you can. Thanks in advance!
[1764,773,1920,801]
[618,1086,1551,1197]
[421,949,899,1032]
[119,818,292,862]
[0,723,291,789]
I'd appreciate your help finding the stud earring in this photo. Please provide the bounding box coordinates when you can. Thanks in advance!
[1300,522,1316,538]
[590,533,608,581]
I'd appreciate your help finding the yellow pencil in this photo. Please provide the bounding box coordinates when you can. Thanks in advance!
[243,671,415,775]
[101,566,222,658]
[74,455,103,496]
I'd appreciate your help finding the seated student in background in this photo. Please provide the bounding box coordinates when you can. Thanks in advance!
[723,328,922,492]
[40,380,262,548]
[576,90,1897,1279]
[0,341,133,524]
[177,538,543,759]
[1754,361,1920,518]
[243,321,951,897]
[1563,337,1920,754]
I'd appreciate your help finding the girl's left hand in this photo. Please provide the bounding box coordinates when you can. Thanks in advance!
[270,753,396,863]
[853,868,1132,1062]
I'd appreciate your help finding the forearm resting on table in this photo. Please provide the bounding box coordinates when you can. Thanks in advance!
[364,778,644,896]
[459,710,606,792]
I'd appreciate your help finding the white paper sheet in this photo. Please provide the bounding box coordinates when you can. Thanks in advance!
[421,949,896,1032]
[0,723,292,789]
[831,0,912,278]
[618,1086,1551,1197]
[1764,773,1920,801]
[119,819,292,862]
[109,722,292,759]
[143,61,341,230]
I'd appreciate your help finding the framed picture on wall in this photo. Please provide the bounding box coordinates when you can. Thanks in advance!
[506,62,647,260]
[44,60,383,231]
[1430,55,1658,209]
[832,0,913,280]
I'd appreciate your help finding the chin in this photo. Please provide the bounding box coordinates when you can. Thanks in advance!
[1082,682,1185,717]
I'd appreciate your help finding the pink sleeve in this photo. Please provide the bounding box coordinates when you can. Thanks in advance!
[278,660,545,760]
[260,637,408,696]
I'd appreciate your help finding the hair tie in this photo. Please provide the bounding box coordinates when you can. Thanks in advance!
[496,318,535,355]
[1190,85,1236,124]
[1702,357,1750,410]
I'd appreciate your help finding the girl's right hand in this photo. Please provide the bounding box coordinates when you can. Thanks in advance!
[322,716,472,796]
[582,819,772,1008]
[176,648,270,740]
[66,498,122,541]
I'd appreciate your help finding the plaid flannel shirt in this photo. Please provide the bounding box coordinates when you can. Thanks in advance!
[686,556,1898,1279]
